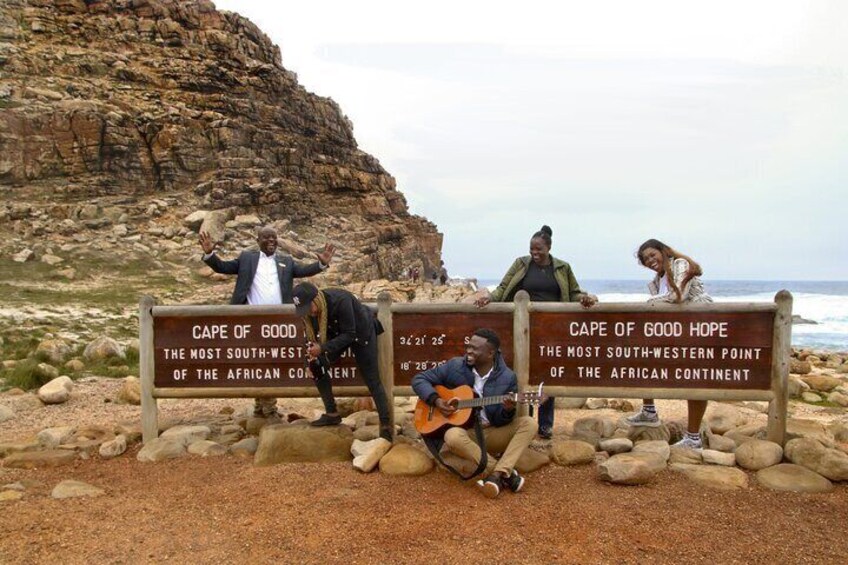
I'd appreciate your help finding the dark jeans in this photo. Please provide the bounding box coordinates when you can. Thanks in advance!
[537,397,554,430]
[313,327,391,427]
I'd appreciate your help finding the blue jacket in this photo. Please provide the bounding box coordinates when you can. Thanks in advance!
[411,354,517,427]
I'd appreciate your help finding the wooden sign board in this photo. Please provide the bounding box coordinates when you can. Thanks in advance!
[529,311,774,390]
[392,313,513,386]
[153,314,362,387]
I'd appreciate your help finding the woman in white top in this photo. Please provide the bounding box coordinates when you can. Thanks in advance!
[626,239,712,449]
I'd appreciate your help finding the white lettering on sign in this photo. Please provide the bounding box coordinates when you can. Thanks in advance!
[578,366,600,378]
[569,321,608,336]
[192,324,229,339]
[689,321,728,338]
[260,324,298,339]
[643,322,682,337]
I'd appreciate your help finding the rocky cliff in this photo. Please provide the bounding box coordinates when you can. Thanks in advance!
[0,0,443,294]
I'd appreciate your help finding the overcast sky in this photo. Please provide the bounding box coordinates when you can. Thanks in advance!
[214,1,847,281]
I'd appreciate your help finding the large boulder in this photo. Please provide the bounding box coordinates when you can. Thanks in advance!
[735,440,784,471]
[515,448,551,473]
[669,446,703,465]
[379,444,434,476]
[230,437,258,458]
[706,404,747,434]
[254,425,353,465]
[705,432,737,453]
[670,463,748,490]
[756,464,834,493]
[137,438,187,462]
[801,375,842,393]
[550,440,596,466]
[573,416,616,439]
[83,337,126,361]
[351,438,392,472]
[789,359,812,375]
[627,424,671,443]
[784,437,848,481]
[37,376,74,404]
[598,452,665,485]
[35,339,72,364]
[3,450,77,469]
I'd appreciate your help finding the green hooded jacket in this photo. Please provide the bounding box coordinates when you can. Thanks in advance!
[490,255,584,303]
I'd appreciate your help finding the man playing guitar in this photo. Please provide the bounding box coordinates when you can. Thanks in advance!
[411,328,538,498]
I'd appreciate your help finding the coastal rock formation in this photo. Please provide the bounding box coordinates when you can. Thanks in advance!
[0,0,442,289]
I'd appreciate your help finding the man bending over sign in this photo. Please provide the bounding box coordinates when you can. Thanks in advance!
[412,329,538,499]
[292,282,393,442]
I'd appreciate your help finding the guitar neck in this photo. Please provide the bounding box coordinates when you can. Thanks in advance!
[455,395,513,409]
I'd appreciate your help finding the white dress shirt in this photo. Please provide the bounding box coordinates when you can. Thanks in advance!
[247,252,283,306]
[472,366,493,425]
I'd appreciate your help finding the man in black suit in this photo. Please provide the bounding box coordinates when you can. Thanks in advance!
[293,282,392,442]
[200,225,335,418]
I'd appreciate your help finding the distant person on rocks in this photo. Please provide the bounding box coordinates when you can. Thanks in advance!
[199,226,335,419]
[293,282,393,442]
[626,238,712,449]
[412,328,537,499]
[438,261,448,285]
[475,225,597,440]
[412,267,420,282]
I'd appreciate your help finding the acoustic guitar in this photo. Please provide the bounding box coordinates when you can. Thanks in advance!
[414,384,546,437]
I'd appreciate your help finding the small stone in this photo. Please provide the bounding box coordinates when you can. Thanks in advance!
[83,336,126,361]
[12,249,34,262]
[573,416,616,439]
[351,438,392,472]
[187,440,227,457]
[801,375,842,392]
[706,404,746,434]
[515,448,551,473]
[159,425,212,446]
[230,437,258,458]
[137,438,186,462]
[116,376,141,405]
[585,398,608,410]
[669,446,703,465]
[99,435,128,459]
[827,391,848,407]
[37,426,75,448]
[35,339,72,364]
[0,491,24,502]
[51,480,105,499]
[0,404,14,423]
[785,437,848,481]
[702,449,736,466]
[801,391,822,403]
[64,359,85,372]
[33,362,60,382]
[37,375,74,404]
[599,438,633,455]
[705,433,737,453]
[632,440,670,462]
[41,254,64,266]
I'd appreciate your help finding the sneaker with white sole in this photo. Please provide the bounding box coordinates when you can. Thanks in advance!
[672,436,703,450]
[476,474,502,499]
[625,410,660,427]
[503,469,525,493]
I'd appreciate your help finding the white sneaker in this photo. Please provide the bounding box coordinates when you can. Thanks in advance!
[625,410,660,427]
[672,436,703,450]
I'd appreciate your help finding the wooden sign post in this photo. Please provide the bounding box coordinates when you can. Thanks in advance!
[140,290,792,445]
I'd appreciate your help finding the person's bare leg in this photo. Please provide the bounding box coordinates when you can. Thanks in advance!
[687,400,708,434]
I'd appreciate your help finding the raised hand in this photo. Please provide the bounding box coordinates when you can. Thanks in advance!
[199,231,216,255]
[316,243,336,266]
[580,293,598,308]
[474,292,492,308]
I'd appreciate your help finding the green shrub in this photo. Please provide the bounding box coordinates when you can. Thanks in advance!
[2,359,54,391]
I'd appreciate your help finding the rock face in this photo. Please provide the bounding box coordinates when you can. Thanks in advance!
[0,0,442,284]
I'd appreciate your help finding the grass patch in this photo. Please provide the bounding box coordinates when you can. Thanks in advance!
[2,359,54,391]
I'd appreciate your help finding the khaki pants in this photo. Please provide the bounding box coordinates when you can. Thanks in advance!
[443,415,537,476]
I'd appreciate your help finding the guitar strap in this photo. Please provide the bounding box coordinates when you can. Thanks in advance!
[422,408,488,481]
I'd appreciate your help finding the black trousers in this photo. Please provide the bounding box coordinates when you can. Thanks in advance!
[314,325,391,427]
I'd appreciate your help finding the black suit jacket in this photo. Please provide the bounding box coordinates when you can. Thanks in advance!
[316,288,376,362]
[204,250,323,305]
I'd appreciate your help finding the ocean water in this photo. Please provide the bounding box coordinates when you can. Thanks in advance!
[476,279,848,352]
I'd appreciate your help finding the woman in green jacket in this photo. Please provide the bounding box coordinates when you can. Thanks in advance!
[476,225,597,439]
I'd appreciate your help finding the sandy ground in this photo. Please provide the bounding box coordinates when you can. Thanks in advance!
[2,379,847,564]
